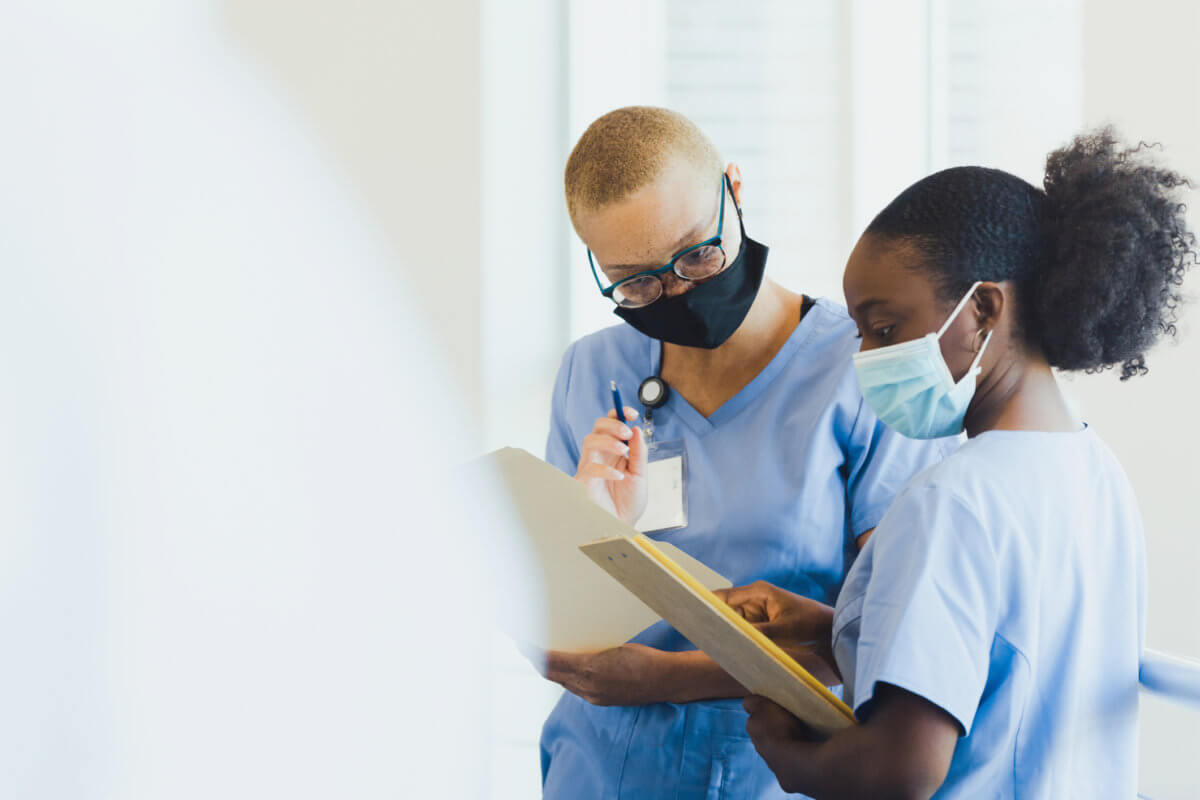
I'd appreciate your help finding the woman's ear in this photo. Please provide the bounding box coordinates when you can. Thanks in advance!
[972,282,1006,335]
[725,163,743,207]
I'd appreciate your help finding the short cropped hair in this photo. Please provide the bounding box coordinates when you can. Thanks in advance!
[564,106,722,224]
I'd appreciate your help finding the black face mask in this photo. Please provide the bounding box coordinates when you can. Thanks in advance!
[614,228,768,349]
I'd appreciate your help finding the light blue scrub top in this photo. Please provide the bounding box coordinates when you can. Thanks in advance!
[540,298,956,799]
[833,427,1146,799]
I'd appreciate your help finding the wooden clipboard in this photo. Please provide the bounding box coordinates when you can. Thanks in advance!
[580,533,857,735]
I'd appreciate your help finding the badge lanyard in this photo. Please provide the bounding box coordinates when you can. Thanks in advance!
[637,376,668,451]
[635,376,688,533]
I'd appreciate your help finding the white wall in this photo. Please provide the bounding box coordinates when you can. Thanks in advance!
[1079,2,1200,795]
[479,0,572,793]
[480,0,572,455]
[1,2,521,797]
[221,3,574,796]
[221,0,487,435]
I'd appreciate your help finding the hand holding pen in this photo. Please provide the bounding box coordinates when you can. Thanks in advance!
[572,380,648,526]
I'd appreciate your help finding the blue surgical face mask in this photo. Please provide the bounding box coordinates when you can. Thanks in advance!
[852,281,992,440]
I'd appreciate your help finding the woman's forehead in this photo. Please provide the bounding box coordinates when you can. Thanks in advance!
[579,163,715,267]
[844,236,933,307]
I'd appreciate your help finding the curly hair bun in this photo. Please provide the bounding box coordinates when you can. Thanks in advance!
[1037,127,1196,379]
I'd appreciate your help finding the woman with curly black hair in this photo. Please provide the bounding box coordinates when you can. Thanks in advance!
[716,128,1195,798]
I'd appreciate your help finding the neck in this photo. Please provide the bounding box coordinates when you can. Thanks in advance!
[963,351,1081,437]
[660,280,804,416]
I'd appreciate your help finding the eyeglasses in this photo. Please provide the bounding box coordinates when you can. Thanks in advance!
[589,176,731,309]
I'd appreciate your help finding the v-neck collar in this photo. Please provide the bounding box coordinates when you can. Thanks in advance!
[646,299,822,436]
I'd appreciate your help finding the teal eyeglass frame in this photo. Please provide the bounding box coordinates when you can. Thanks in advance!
[588,175,730,304]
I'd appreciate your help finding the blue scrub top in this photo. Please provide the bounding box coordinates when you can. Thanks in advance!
[541,298,956,799]
[833,427,1146,799]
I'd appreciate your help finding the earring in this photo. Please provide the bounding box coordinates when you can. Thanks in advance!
[972,328,989,353]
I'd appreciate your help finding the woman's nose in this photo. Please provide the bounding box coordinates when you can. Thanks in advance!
[659,271,693,299]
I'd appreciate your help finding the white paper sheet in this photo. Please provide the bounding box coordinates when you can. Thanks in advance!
[461,448,729,652]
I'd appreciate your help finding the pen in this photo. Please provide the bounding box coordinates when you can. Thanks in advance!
[610,380,628,424]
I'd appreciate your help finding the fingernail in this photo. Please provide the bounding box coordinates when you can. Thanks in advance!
[620,426,632,438]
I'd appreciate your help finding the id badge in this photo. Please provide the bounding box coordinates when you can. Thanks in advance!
[635,439,688,533]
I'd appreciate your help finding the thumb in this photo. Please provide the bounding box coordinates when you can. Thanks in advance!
[626,425,648,477]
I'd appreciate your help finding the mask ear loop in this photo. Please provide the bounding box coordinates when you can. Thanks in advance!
[936,280,984,339]
[967,329,994,374]
[971,327,988,353]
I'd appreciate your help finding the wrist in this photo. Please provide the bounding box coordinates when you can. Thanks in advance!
[663,650,747,704]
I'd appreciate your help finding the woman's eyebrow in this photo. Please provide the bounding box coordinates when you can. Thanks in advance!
[852,298,889,318]
[665,222,710,255]
[606,223,708,272]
